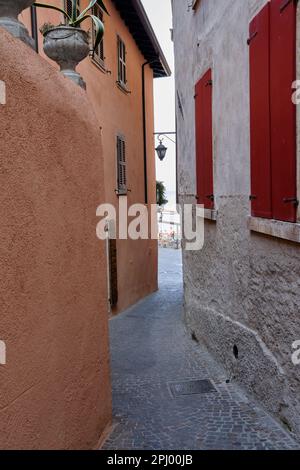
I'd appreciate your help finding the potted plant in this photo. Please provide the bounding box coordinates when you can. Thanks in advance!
[0,0,35,48]
[34,0,108,89]
[156,181,168,208]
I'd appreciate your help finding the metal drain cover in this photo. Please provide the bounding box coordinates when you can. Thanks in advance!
[169,379,216,397]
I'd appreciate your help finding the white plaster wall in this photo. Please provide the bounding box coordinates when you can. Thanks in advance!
[173,0,300,438]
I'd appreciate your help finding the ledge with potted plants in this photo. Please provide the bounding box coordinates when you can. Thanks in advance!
[0,1,108,89]
[0,0,36,48]
[34,0,108,89]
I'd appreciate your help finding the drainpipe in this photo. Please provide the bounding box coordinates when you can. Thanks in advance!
[142,61,149,204]
[142,58,159,204]
[30,6,38,53]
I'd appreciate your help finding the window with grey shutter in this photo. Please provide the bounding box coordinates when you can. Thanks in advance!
[108,238,118,307]
[117,36,127,86]
[92,3,105,65]
[117,136,127,194]
[65,0,80,20]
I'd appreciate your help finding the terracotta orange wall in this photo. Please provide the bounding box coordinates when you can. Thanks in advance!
[21,0,158,314]
[0,28,111,449]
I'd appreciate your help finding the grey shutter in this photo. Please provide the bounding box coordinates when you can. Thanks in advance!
[118,37,126,84]
[109,239,118,307]
[65,0,80,19]
[117,136,127,193]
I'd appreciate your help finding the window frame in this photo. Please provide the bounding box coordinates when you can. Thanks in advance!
[92,2,105,68]
[117,35,127,87]
[116,135,127,196]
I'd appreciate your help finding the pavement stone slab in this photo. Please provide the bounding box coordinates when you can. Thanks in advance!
[102,248,299,451]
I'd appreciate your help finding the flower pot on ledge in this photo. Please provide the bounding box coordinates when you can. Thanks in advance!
[43,26,90,90]
[0,0,35,48]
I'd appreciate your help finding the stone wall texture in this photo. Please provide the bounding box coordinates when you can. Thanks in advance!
[172,0,300,439]
[0,28,111,449]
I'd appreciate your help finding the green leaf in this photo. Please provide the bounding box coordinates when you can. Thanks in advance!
[73,14,104,51]
[77,0,98,20]
[156,181,168,207]
[71,13,89,27]
[33,3,71,22]
[90,14,105,49]
[96,0,109,16]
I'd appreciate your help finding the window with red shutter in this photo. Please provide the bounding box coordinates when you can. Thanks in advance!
[249,2,272,219]
[195,69,214,210]
[249,0,297,223]
[270,0,297,223]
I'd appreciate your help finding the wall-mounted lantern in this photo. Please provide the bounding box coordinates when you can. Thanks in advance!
[154,132,176,162]
[155,139,168,161]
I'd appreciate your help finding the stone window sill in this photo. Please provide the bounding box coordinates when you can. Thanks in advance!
[116,81,131,95]
[202,208,218,221]
[248,216,300,244]
[90,56,107,74]
[115,189,128,197]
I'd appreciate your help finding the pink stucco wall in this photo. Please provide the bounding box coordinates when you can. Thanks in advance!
[0,28,111,449]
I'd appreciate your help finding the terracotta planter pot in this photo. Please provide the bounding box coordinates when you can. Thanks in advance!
[43,26,90,89]
[0,0,35,48]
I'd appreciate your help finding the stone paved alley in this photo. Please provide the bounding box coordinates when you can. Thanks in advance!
[102,249,299,450]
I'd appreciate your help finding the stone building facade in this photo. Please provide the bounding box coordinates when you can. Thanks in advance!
[172,0,300,438]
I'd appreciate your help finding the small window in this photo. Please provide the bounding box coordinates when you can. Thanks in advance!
[92,3,105,66]
[117,36,127,86]
[116,136,127,195]
[192,0,200,10]
[65,0,80,20]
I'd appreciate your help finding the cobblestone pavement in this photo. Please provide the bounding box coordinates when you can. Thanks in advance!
[102,248,299,450]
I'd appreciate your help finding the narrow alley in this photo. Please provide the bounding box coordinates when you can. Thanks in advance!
[102,249,299,451]
[1,0,300,456]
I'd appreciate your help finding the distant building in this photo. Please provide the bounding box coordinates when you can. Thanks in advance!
[22,0,170,314]
[172,0,300,438]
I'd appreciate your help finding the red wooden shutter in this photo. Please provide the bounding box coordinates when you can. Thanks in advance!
[195,69,214,210]
[270,0,297,222]
[249,3,272,218]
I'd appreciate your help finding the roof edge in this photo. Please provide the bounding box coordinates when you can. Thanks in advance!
[132,0,171,78]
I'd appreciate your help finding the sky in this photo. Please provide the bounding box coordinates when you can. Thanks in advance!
[141,0,176,204]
